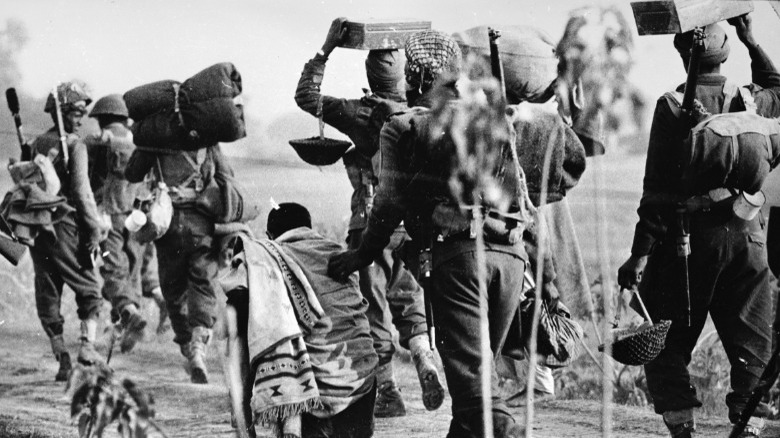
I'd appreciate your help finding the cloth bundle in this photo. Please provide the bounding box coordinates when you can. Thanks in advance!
[218,234,324,437]
[453,25,558,104]
[124,62,246,150]
[683,112,780,195]
[509,101,587,206]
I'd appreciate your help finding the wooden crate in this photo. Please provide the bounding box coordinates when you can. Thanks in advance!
[339,19,431,50]
[631,0,754,35]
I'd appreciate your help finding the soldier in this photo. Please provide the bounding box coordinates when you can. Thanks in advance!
[85,94,148,353]
[294,17,443,415]
[328,30,527,437]
[618,15,780,438]
[125,142,228,384]
[30,82,106,381]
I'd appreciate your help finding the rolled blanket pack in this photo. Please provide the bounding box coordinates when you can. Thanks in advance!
[452,25,558,104]
[124,62,246,150]
[124,79,179,121]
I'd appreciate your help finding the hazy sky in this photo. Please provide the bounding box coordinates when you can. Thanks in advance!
[3,0,780,125]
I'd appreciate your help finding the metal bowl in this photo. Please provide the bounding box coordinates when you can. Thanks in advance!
[289,137,352,166]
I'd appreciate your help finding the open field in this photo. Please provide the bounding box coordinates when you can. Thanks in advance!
[0,153,770,437]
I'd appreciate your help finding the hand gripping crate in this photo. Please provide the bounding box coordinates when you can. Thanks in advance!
[631,0,754,35]
[339,19,432,50]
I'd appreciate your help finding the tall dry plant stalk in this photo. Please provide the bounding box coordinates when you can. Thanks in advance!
[556,6,634,438]
[523,127,557,438]
[68,363,166,438]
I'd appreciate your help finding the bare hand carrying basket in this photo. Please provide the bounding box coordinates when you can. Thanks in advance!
[599,288,671,366]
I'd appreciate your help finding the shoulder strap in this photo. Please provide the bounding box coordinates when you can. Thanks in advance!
[663,91,684,119]
[722,82,739,113]
[738,87,757,114]
[176,148,208,191]
[722,82,758,115]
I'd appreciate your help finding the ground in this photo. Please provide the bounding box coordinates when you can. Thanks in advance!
[0,154,776,437]
[1,322,778,438]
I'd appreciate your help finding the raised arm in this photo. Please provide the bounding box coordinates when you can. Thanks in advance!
[729,14,780,116]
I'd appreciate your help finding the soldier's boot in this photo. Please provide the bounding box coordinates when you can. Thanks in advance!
[663,409,695,438]
[119,304,147,353]
[493,414,525,438]
[182,326,211,384]
[77,318,105,365]
[734,417,766,438]
[374,362,406,417]
[409,334,444,411]
[50,334,71,382]
[150,287,170,335]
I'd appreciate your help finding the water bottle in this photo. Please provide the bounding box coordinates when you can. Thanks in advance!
[124,209,147,232]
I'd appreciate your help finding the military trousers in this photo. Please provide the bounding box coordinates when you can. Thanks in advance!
[430,242,526,438]
[154,208,218,345]
[31,217,103,337]
[348,228,427,366]
[101,213,144,320]
[140,242,160,297]
[640,212,773,422]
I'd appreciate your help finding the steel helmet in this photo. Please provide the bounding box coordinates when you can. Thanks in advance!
[89,94,129,118]
[44,81,92,114]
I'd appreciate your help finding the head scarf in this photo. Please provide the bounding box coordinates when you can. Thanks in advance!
[44,81,92,114]
[404,30,462,92]
[365,49,405,96]
[674,23,730,66]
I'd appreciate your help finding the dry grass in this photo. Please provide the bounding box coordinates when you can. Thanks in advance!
[0,419,55,438]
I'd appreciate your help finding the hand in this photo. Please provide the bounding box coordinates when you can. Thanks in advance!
[78,240,102,269]
[727,14,756,47]
[617,254,648,290]
[327,249,370,282]
[321,17,348,56]
[541,281,560,310]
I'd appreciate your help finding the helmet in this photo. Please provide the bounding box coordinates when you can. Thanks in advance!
[90,94,129,118]
[44,81,92,114]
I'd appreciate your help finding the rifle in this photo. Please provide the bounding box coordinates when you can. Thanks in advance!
[729,334,780,437]
[419,221,436,351]
[52,84,70,168]
[5,88,31,161]
[488,28,506,99]
[676,27,705,329]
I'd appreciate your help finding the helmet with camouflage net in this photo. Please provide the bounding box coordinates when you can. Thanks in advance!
[404,30,462,91]
[44,81,92,114]
[89,94,129,118]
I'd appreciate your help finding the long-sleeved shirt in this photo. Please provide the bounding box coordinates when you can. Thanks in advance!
[31,128,103,244]
[631,44,780,256]
[86,122,142,215]
[359,87,527,266]
[294,54,406,231]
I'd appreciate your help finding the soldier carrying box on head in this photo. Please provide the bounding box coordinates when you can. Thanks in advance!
[328,30,531,438]
[618,15,780,438]
[294,17,444,417]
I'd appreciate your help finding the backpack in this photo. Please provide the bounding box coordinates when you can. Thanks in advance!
[664,83,780,195]
[397,101,530,244]
[362,92,408,158]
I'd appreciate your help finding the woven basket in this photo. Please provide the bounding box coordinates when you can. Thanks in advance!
[289,137,352,166]
[600,320,672,366]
